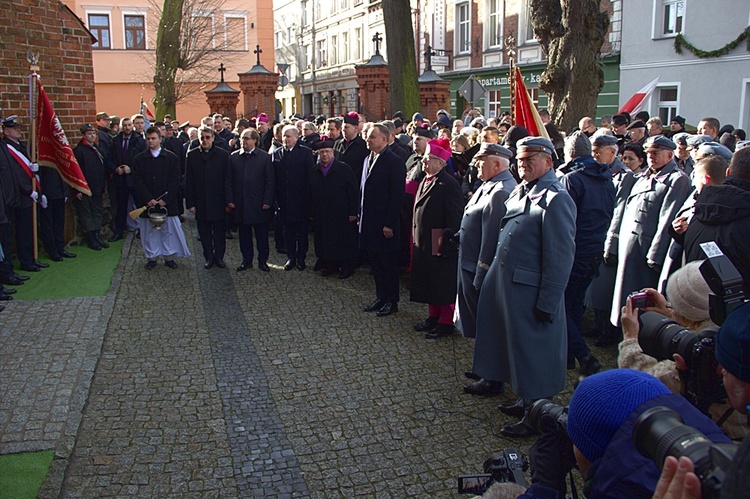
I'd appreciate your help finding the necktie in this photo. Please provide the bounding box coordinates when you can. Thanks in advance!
[122,137,129,163]
[367,153,375,175]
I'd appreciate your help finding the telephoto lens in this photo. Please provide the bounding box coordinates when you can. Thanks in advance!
[527,399,568,434]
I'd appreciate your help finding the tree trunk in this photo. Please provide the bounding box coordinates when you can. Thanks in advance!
[530,0,609,133]
[382,0,421,119]
[153,0,184,120]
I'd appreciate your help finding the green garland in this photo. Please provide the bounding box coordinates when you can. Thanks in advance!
[674,27,750,58]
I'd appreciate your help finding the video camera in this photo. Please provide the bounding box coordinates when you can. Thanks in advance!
[638,246,746,413]
[633,406,737,498]
[457,449,528,494]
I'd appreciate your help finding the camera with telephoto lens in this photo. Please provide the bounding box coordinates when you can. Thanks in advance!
[457,449,528,494]
[637,251,746,413]
[633,406,737,498]
[527,399,568,434]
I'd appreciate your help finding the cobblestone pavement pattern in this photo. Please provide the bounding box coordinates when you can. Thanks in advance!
[0,218,618,497]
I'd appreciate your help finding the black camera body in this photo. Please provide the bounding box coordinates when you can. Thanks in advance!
[633,406,737,498]
[638,312,723,413]
[457,448,528,494]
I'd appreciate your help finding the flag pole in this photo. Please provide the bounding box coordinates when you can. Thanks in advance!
[28,51,40,262]
[506,36,516,125]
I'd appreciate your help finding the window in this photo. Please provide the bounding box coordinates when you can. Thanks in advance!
[317,40,326,68]
[520,0,536,44]
[487,0,502,49]
[342,32,349,62]
[124,15,145,50]
[275,31,282,47]
[354,27,362,60]
[486,90,502,118]
[302,44,310,69]
[657,86,679,123]
[662,0,684,36]
[331,35,338,65]
[301,1,309,26]
[224,15,245,51]
[287,27,293,44]
[456,2,470,54]
[88,14,111,49]
[191,14,215,50]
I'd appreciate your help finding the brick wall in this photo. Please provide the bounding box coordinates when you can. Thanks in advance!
[0,1,96,141]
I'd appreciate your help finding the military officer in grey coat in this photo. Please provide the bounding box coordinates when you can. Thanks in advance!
[473,137,576,438]
[610,136,692,328]
[455,143,517,396]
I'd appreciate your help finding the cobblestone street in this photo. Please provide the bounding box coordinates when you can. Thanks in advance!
[0,218,616,497]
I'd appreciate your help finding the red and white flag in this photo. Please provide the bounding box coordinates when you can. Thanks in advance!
[618,77,660,115]
[513,67,549,139]
[35,78,92,196]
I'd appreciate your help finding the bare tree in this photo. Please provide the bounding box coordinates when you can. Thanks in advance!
[151,0,246,119]
[530,0,609,132]
[382,0,420,118]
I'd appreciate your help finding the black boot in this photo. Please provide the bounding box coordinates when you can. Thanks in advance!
[94,231,110,249]
[87,232,102,251]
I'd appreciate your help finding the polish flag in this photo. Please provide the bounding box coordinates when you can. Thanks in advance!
[618,77,660,115]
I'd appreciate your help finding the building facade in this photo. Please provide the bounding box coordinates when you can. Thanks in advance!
[62,0,274,124]
[619,0,750,129]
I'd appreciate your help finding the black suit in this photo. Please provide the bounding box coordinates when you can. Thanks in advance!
[360,146,406,303]
[227,148,274,264]
[185,146,230,263]
[272,143,314,263]
[110,132,147,236]
[335,135,369,186]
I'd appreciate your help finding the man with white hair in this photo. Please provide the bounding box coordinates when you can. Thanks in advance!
[272,125,314,270]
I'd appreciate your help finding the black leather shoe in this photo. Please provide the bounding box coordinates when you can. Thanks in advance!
[34,261,50,268]
[145,261,157,270]
[297,261,306,271]
[20,265,41,272]
[414,316,439,332]
[464,370,481,381]
[215,259,226,269]
[61,250,76,258]
[363,299,385,312]
[498,398,527,418]
[284,260,296,271]
[237,262,251,272]
[49,254,63,262]
[13,274,30,282]
[0,294,12,301]
[425,324,455,339]
[258,262,270,272]
[204,260,214,269]
[376,302,398,317]
[578,354,602,376]
[338,270,353,279]
[2,288,17,295]
[499,420,539,438]
[165,260,178,269]
[98,239,110,249]
[108,233,123,242]
[463,379,504,396]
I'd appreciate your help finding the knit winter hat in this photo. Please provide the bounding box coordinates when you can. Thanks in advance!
[564,130,592,160]
[665,261,712,323]
[568,369,670,463]
[716,301,750,383]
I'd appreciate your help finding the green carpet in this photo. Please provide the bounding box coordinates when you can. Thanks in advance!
[10,240,124,300]
[0,450,55,499]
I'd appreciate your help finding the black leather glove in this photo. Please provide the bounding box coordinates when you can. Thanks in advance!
[534,307,553,324]
[603,252,618,267]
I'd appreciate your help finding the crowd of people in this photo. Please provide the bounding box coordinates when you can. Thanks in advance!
[2,101,750,495]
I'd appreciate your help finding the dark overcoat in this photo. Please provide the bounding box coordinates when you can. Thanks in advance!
[310,158,359,261]
[473,169,576,400]
[455,169,517,338]
[335,135,369,184]
[226,148,274,225]
[131,148,181,217]
[410,168,464,304]
[272,143,314,223]
[185,146,230,221]
[73,139,106,196]
[359,146,405,253]
[610,159,691,325]
[4,139,33,209]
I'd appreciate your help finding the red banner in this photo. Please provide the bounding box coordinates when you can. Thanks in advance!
[35,77,91,196]
[513,67,549,140]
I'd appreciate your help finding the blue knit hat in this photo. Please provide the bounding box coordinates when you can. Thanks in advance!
[567,369,671,463]
[716,302,750,383]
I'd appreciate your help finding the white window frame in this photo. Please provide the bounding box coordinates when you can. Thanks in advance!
[740,78,750,130]
[331,35,338,65]
[120,6,149,50]
[191,9,216,50]
[652,0,685,39]
[485,0,503,50]
[456,2,471,55]
[317,39,326,68]
[223,10,248,51]
[485,89,502,118]
[519,0,538,45]
[354,26,362,61]
[341,31,349,63]
[85,7,113,49]
[653,83,680,124]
